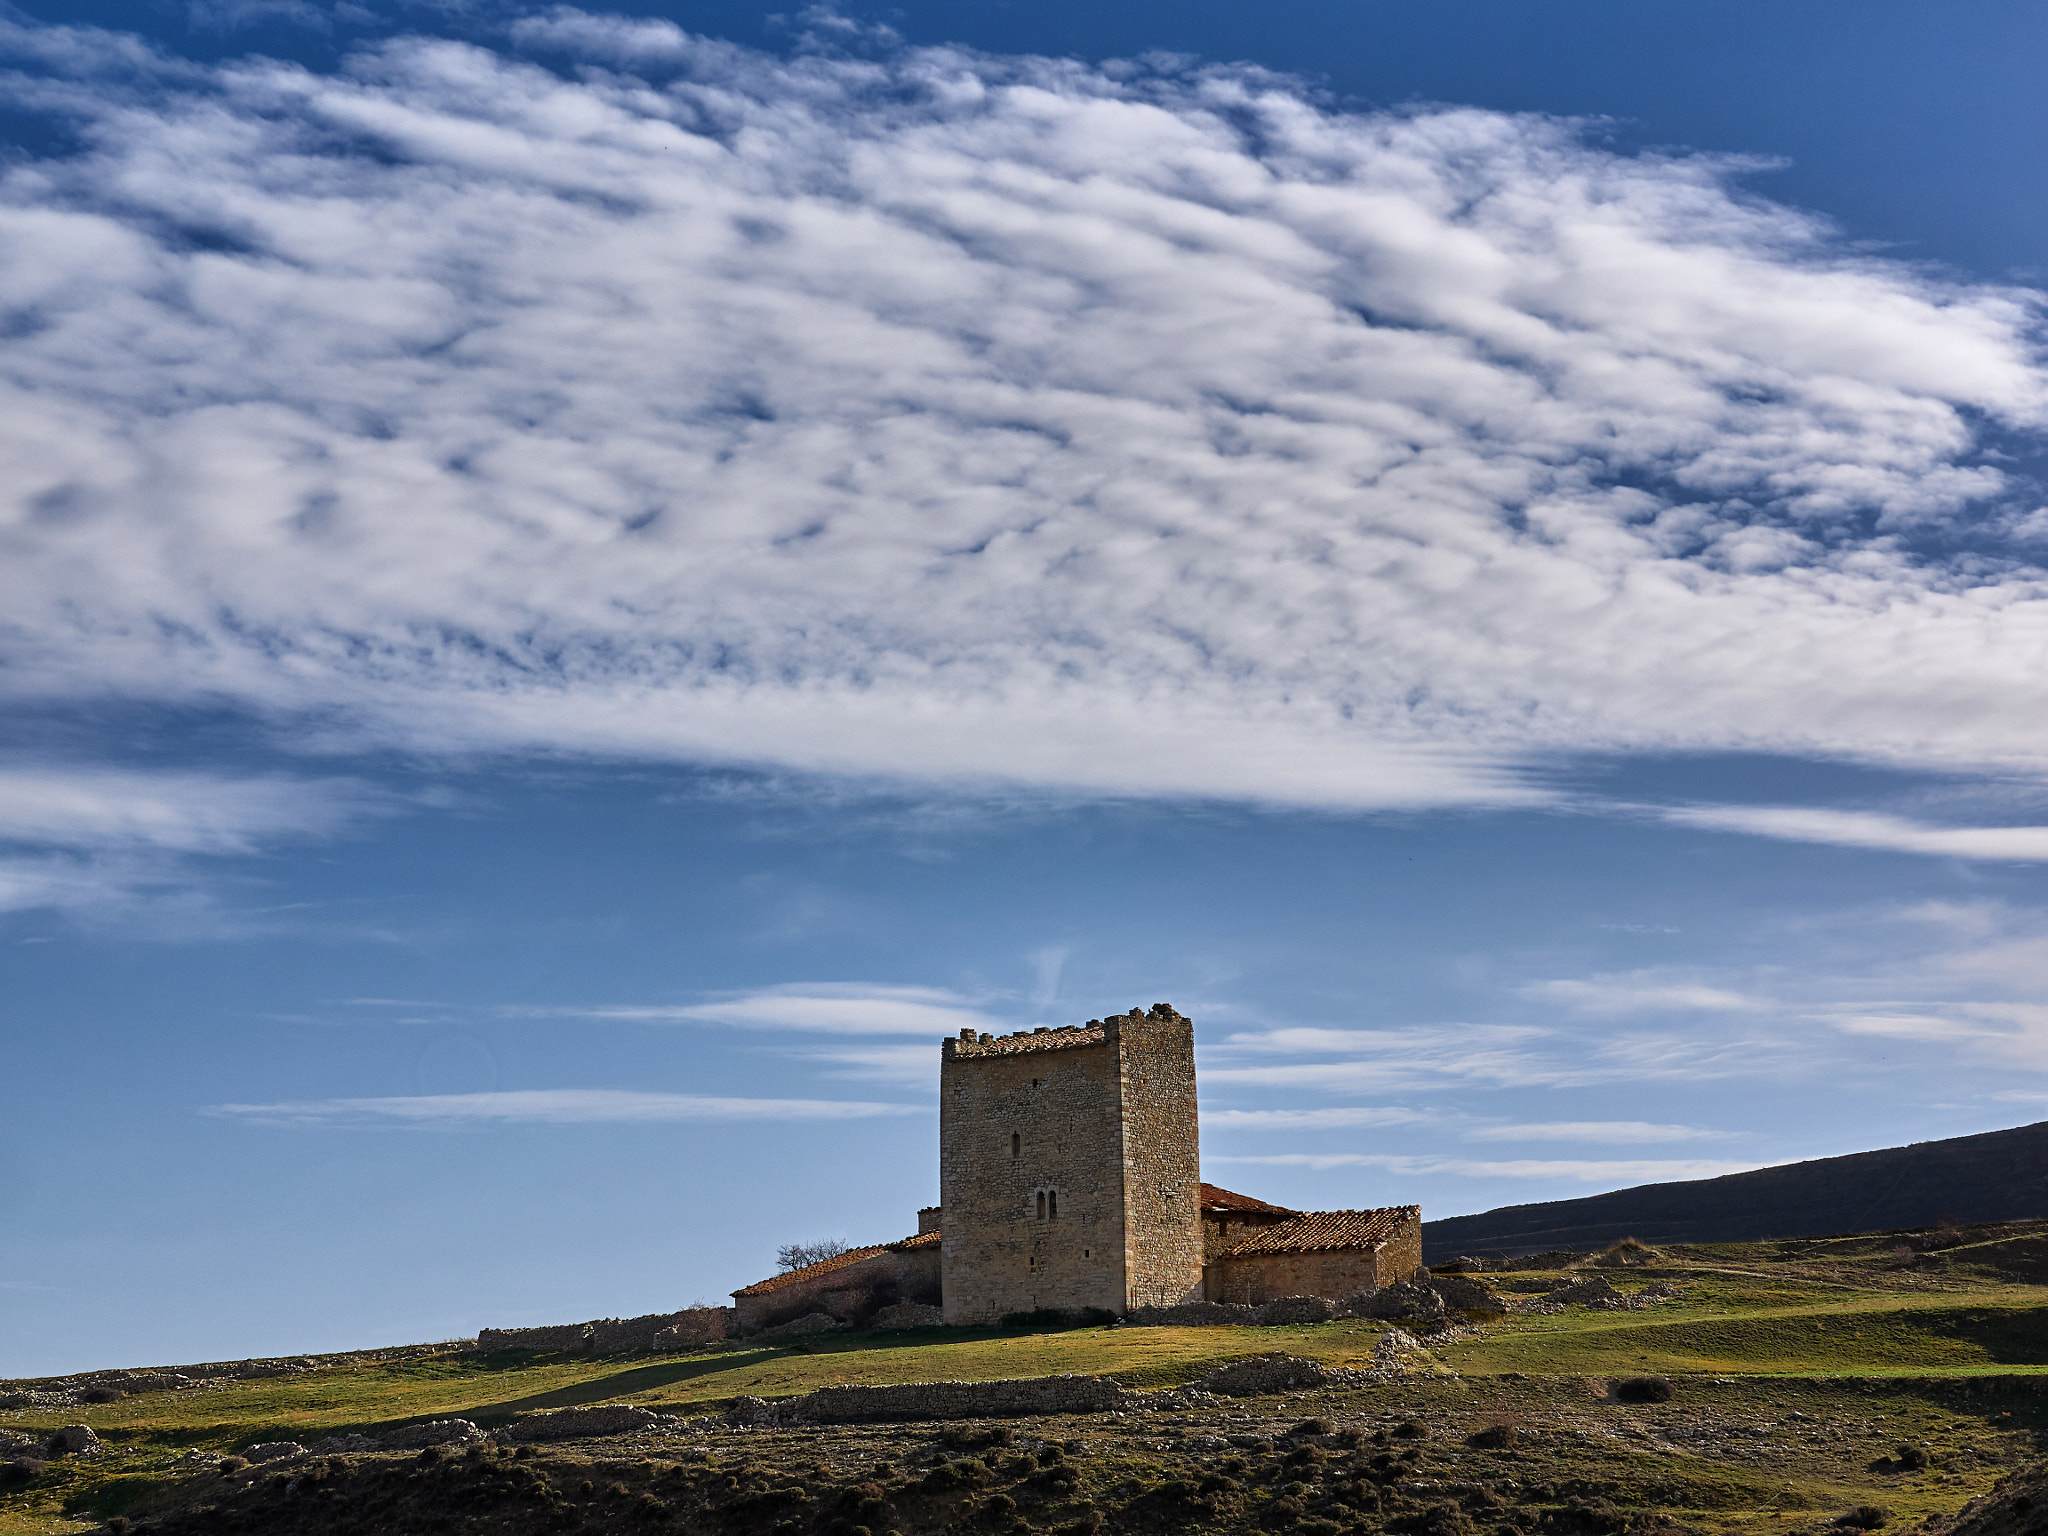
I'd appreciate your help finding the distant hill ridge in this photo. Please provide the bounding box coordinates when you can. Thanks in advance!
[1419,1118,2048,1261]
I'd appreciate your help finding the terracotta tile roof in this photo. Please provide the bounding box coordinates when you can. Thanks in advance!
[730,1229,940,1297]
[950,1024,1106,1058]
[1212,1206,1419,1258]
[1200,1183,1298,1216]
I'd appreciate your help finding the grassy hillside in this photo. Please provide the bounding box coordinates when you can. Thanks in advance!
[7,1232,2048,1536]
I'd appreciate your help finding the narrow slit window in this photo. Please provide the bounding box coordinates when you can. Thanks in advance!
[1036,1191,1047,1221]
[1011,1132,1020,1159]
[1048,1190,1058,1219]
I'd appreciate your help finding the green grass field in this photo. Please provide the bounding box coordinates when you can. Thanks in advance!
[7,1240,2048,1536]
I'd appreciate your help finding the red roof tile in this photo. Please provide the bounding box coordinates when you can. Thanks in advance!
[1212,1206,1419,1258]
[1199,1183,1298,1216]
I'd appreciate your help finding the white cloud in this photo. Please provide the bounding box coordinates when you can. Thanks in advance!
[1662,806,2048,862]
[203,1088,926,1126]
[1519,975,1764,1015]
[0,765,385,916]
[1210,1152,1768,1180]
[1,22,2046,805]
[544,983,1004,1036]
[1201,1106,1435,1130]
[0,767,372,854]
[1201,1021,1785,1090]
[1463,1120,1737,1143]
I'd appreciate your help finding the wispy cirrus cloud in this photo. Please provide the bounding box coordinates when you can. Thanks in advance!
[1210,1152,1768,1180]
[1517,975,1764,1015]
[534,983,1004,1036]
[1201,1106,1436,1130]
[1463,1120,1738,1144]
[0,765,388,917]
[203,1088,926,1127]
[2,19,2047,810]
[1661,806,2048,862]
[1200,1022,1789,1092]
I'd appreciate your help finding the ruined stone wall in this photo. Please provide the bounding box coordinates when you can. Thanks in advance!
[478,1308,734,1353]
[918,1206,942,1234]
[939,1031,1127,1324]
[1378,1212,1424,1285]
[734,1247,941,1332]
[1114,1008,1204,1309]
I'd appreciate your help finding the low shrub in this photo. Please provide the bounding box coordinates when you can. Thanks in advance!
[1,1457,46,1486]
[997,1307,1116,1330]
[81,1387,124,1404]
[1393,1419,1428,1439]
[1468,1422,1518,1450]
[1836,1508,1890,1530]
[1613,1377,1675,1403]
[1894,1446,1930,1471]
[1288,1417,1335,1438]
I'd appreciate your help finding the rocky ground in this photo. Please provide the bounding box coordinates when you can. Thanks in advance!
[17,1364,2042,1536]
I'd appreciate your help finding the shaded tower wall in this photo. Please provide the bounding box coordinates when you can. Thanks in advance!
[1113,1006,1204,1309]
[938,1004,1202,1323]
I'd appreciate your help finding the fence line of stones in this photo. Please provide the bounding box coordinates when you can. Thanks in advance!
[475,1307,733,1355]
[0,1345,459,1410]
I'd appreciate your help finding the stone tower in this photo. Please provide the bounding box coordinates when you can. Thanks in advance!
[938,1003,1202,1324]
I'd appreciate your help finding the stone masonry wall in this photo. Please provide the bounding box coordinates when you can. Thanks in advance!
[940,1030,1127,1324]
[1379,1211,1425,1287]
[734,1247,941,1333]
[1113,1007,1204,1310]
[1207,1248,1383,1306]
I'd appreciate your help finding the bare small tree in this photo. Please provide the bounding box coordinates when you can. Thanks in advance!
[776,1238,850,1273]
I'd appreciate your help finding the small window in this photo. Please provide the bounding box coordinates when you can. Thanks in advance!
[1048,1190,1058,1219]
[1011,1132,1020,1159]
[1036,1191,1047,1221]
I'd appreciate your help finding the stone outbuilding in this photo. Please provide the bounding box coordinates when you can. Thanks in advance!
[1202,1200,1422,1306]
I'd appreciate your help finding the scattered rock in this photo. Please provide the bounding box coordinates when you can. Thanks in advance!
[47,1425,102,1456]
[1353,1279,1448,1323]
[499,1405,674,1443]
[788,1376,1133,1422]
[382,1420,485,1450]
[1431,1274,1509,1314]
[726,1396,778,1427]
[870,1301,945,1329]
[1372,1328,1436,1371]
[242,1441,307,1463]
[307,1435,381,1454]
[1196,1353,1370,1396]
[1123,1302,1259,1327]
[1257,1295,1338,1325]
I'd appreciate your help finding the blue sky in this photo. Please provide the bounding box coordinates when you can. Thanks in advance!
[5,0,2048,1377]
